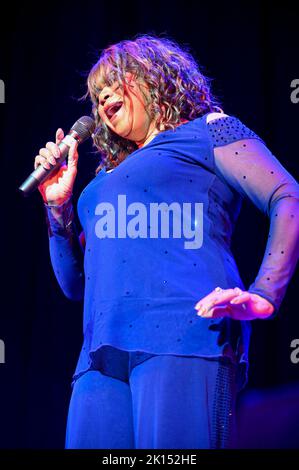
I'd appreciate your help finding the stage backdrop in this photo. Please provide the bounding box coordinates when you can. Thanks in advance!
[0,1,298,448]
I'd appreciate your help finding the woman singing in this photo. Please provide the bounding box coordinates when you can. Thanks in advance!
[34,35,299,449]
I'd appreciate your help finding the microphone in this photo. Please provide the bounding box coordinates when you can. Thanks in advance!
[19,116,96,196]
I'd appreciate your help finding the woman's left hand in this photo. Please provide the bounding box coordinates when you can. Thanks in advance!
[194,287,275,320]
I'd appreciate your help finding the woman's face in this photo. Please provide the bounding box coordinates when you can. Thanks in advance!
[96,72,158,147]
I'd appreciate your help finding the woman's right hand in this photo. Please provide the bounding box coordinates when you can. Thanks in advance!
[34,128,79,205]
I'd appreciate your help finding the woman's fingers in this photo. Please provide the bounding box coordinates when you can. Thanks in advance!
[35,130,78,175]
[201,305,235,319]
[45,141,61,159]
[230,292,251,304]
[195,290,274,320]
[39,147,57,166]
[34,128,78,205]
[34,141,61,171]
[195,287,243,312]
[34,155,51,170]
[204,304,255,321]
[56,128,64,145]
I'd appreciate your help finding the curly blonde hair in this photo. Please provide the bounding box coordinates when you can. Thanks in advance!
[86,34,221,172]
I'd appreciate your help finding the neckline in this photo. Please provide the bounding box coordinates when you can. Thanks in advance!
[136,118,190,149]
[133,118,192,151]
[124,116,203,161]
[101,113,209,174]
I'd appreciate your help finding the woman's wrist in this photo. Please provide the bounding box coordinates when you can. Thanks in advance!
[45,195,73,207]
[44,196,74,235]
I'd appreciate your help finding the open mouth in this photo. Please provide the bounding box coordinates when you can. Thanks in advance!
[105,102,123,121]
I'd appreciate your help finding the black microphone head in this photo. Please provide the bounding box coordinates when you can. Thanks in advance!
[71,116,96,142]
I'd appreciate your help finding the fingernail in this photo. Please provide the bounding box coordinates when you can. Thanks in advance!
[196,310,205,316]
[50,157,56,165]
[230,298,238,304]
[197,306,207,314]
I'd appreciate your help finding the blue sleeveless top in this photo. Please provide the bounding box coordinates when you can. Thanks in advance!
[45,113,299,389]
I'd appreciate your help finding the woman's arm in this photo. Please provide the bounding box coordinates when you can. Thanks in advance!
[45,197,85,301]
[206,114,299,317]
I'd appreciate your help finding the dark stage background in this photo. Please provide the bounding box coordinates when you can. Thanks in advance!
[0,1,298,449]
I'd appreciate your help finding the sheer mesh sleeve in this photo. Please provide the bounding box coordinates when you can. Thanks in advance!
[206,114,299,316]
[44,197,85,301]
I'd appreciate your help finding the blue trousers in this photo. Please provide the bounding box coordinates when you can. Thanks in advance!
[65,349,237,449]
